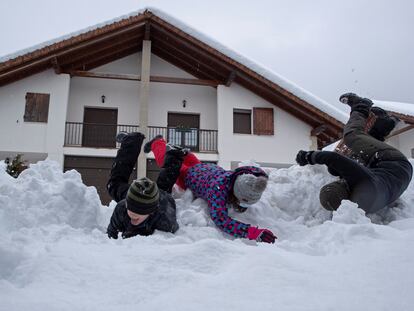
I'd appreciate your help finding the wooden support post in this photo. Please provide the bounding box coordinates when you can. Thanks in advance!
[137,40,151,179]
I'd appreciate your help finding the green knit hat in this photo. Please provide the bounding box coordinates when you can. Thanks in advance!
[126,177,160,215]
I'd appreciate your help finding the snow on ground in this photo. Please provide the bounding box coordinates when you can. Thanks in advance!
[0,159,414,311]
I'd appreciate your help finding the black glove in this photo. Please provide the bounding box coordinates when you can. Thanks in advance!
[259,230,277,244]
[107,228,118,239]
[296,150,314,166]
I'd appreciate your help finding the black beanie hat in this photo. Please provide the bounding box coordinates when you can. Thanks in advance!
[126,177,159,215]
[319,180,350,211]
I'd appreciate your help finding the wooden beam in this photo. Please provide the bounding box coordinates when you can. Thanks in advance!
[57,34,144,67]
[150,75,218,87]
[151,31,229,79]
[387,124,414,139]
[68,43,141,71]
[225,71,237,87]
[65,70,219,86]
[144,21,151,40]
[151,41,225,81]
[51,57,61,74]
[68,70,140,81]
[311,124,328,136]
[0,21,146,78]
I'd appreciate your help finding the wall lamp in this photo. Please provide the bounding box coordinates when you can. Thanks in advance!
[182,99,187,108]
[101,95,106,103]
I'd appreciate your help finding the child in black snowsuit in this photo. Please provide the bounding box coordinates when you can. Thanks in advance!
[296,93,413,213]
[106,132,183,239]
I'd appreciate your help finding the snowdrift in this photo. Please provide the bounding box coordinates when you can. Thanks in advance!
[0,159,413,311]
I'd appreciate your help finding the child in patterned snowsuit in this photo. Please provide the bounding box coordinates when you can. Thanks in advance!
[144,136,276,244]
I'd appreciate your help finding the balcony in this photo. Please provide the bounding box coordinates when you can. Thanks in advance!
[64,122,218,153]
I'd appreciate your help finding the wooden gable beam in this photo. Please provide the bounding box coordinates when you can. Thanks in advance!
[57,34,144,68]
[82,47,141,71]
[0,21,146,80]
[65,70,219,87]
[152,46,220,81]
[144,21,151,40]
[151,37,227,81]
[68,42,141,71]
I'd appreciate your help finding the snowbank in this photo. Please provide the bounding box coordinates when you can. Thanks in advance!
[0,160,413,311]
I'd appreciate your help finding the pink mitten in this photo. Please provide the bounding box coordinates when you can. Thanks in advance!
[247,227,276,244]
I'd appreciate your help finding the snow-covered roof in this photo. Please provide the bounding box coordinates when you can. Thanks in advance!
[373,100,414,117]
[0,7,348,124]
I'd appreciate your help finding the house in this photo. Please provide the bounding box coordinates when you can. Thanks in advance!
[373,100,414,158]
[0,8,346,204]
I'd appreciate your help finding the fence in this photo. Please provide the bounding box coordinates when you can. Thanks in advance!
[65,122,218,152]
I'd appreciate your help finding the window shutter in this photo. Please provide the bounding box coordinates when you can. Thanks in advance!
[233,109,251,134]
[24,92,50,122]
[253,107,274,135]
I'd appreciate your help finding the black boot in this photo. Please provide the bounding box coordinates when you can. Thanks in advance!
[143,135,164,153]
[116,131,145,144]
[368,109,399,141]
[339,93,373,118]
[107,132,145,201]
[156,147,185,193]
[165,143,189,157]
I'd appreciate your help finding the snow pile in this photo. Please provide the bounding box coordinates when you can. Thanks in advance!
[0,160,414,310]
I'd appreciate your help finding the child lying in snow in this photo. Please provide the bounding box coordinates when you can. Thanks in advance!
[106,132,180,239]
[144,136,276,244]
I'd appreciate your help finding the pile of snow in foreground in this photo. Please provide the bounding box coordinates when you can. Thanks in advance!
[0,159,413,311]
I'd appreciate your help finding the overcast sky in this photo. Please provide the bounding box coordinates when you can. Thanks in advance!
[0,0,413,110]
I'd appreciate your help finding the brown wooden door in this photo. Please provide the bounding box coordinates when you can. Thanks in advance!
[167,113,200,151]
[83,108,118,148]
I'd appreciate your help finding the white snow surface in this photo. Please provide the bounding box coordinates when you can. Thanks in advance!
[1,159,414,310]
[373,100,414,117]
[0,7,348,124]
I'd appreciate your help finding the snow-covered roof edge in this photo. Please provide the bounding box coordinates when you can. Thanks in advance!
[373,100,414,117]
[0,7,348,123]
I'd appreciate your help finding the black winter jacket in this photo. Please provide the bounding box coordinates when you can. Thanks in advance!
[107,189,179,239]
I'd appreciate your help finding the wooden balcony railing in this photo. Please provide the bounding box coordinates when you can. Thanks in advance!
[64,122,218,152]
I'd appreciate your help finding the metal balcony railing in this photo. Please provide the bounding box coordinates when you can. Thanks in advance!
[64,122,218,152]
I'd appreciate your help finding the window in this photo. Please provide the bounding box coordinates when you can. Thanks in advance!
[411,148,414,158]
[24,92,50,122]
[233,109,251,134]
[253,107,274,135]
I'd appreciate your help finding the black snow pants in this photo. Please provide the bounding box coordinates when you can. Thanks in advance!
[316,111,412,213]
[106,133,183,202]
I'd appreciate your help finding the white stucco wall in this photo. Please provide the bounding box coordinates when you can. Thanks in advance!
[385,122,414,159]
[66,52,217,161]
[398,129,414,158]
[0,70,70,165]
[217,84,313,169]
